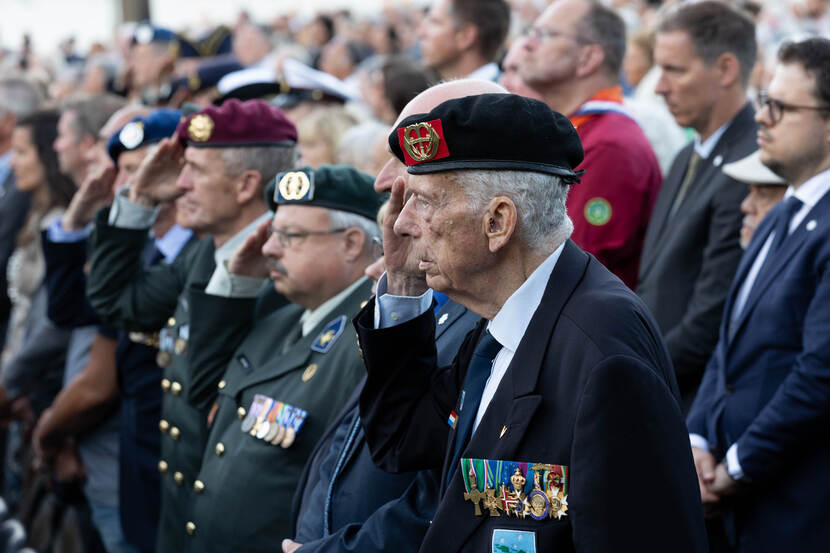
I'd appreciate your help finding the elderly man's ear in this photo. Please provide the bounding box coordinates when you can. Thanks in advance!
[483,197,517,253]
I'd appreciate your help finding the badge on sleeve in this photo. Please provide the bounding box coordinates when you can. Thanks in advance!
[311,315,347,353]
[492,529,536,553]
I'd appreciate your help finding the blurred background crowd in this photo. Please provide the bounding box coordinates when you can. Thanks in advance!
[0,0,827,552]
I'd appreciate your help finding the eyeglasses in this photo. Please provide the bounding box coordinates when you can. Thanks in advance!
[757,91,830,124]
[266,226,347,248]
[526,26,580,43]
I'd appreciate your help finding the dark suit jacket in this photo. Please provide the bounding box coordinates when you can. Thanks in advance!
[289,299,479,553]
[637,103,758,407]
[356,241,707,553]
[687,183,830,552]
[0,171,30,344]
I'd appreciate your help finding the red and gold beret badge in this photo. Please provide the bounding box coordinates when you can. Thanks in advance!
[397,119,450,166]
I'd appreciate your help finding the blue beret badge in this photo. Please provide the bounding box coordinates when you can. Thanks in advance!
[119,121,145,150]
[311,315,346,353]
[276,170,314,203]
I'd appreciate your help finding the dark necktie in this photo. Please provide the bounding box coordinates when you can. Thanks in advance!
[669,151,702,216]
[143,243,165,267]
[768,196,803,254]
[446,330,502,487]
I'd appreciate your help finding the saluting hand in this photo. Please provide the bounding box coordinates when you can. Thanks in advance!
[228,218,271,279]
[63,163,117,231]
[129,137,185,206]
[382,176,428,297]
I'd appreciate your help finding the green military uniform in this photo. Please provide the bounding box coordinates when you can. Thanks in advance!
[86,207,285,553]
[182,277,372,552]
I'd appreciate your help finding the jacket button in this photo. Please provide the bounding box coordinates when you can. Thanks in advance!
[215,443,225,456]
[158,460,168,473]
[217,380,226,390]
[237,407,246,420]
[186,522,196,535]
[168,317,176,327]
[171,382,182,396]
[170,427,181,440]
[161,378,171,392]
[193,480,205,493]
[159,420,170,433]
[174,472,184,486]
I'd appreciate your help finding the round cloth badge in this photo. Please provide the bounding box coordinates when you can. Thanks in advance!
[584,197,612,226]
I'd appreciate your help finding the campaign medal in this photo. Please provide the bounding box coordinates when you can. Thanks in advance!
[240,395,266,433]
[463,463,484,516]
[175,324,189,355]
[250,396,270,436]
[281,406,308,448]
[270,405,288,445]
[255,399,275,439]
[156,327,174,367]
[264,402,283,442]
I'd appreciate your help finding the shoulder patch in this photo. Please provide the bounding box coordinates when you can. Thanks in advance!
[584,197,612,226]
[311,315,347,353]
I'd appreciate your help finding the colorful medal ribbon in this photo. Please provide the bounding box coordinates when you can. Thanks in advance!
[460,458,568,520]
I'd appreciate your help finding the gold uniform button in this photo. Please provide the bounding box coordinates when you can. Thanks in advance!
[159,420,170,433]
[186,522,196,535]
[161,378,171,392]
[217,380,226,390]
[193,480,205,493]
[174,472,184,486]
[237,407,246,420]
[168,317,176,327]
[170,427,181,440]
[171,381,182,396]
[158,460,168,473]
[215,443,225,456]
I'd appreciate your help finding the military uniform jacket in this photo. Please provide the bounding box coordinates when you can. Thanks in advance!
[86,207,224,553]
[183,278,372,552]
[356,241,708,553]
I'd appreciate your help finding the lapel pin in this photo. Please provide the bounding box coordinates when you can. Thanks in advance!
[499,425,507,438]
[713,155,723,167]
[438,313,448,325]
[806,220,817,231]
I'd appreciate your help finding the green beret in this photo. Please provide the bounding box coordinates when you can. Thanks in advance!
[264,164,386,221]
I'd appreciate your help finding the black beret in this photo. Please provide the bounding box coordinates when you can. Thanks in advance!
[265,165,386,222]
[389,93,584,183]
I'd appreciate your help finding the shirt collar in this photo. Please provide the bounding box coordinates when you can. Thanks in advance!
[300,275,368,337]
[214,211,272,264]
[694,120,731,159]
[467,62,500,82]
[487,241,566,353]
[154,224,193,263]
[785,166,830,209]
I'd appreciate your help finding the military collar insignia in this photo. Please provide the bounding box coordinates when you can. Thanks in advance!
[311,315,346,353]
[119,121,145,150]
[188,113,214,142]
[276,170,314,203]
[461,458,568,521]
[397,119,450,166]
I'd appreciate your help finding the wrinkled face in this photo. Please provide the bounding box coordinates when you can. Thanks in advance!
[418,0,463,74]
[261,205,349,307]
[393,171,488,295]
[520,0,587,89]
[739,184,786,249]
[53,110,88,181]
[175,147,238,234]
[113,147,149,191]
[756,62,830,185]
[653,30,721,132]
[10,126,45,192]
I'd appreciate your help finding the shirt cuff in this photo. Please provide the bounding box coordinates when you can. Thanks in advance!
[725,443,744,481]
[689,433,709,452]
[373,272,433,329]
[205,260,266,298]
[107,188,159,229]
[47,219,91,243]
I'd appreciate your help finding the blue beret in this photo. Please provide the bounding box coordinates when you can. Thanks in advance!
[132,23,177,45]
[107,108,182,164]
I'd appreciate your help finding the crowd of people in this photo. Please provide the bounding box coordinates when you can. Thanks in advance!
[0,0,828,552]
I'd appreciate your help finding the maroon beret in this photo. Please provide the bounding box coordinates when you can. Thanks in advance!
[175,98,297,148]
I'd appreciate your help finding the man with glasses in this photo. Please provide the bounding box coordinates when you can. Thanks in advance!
[176,165,383,552]
[636,1,759,411]
[687,37,830,553]
[519,0,661,290]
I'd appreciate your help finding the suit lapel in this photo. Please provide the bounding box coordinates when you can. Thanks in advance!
[431,240,591,552]
[435,300,468,340]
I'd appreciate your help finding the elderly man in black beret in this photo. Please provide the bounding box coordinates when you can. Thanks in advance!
[354,93,708,553]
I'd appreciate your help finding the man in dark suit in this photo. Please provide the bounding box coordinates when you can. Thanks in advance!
[687,37,830,553]
[636,1,759,408]
[354,93,707,552]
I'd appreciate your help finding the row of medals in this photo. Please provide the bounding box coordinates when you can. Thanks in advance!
[466,467,568,521]
[239,397,307,449]
[155,324,186,368]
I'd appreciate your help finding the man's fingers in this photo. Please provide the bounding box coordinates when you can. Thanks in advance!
[281,539,302,553]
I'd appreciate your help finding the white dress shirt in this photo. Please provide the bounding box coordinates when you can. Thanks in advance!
[376,242,565,435]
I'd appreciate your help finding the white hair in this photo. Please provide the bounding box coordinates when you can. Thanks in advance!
[327,207,381,256]
[450,169,573,254]
[220,145,299,184]
[0,78,44,118]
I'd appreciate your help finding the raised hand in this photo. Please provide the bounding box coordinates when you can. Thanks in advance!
[382,175,428,296]
[129,137,185,206]
[228,218,272,279]
[63,163,117,231]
